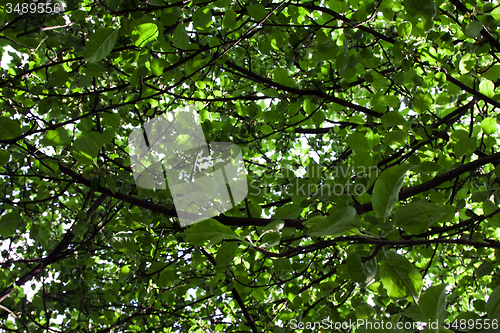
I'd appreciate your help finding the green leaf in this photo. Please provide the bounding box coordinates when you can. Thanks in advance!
[403,304,427,322]
[216,241,239,264]
[76,137,100,158]
[195,81,206,90]
[454,137,477,157]
[0,150,10,165]
[484,200,500,226]
[222,9,237,29]
[346,132,371,151]
[397,21,412,38]
[133,23,159,47]
[451,129,469,141]
[346,252,377,285]
[105,174,116,193]
[119,265,131,277]
[476,262,493,278]
[0,117,22,140]
[73,137,100,165]
[385,128,407,145]
[273,67,291,86]
[0,213,24,237]
[479,79,495,98]
[247,200,262,217]
[88,132,104,150]
[42,127,70,147]
[381,111,406,127]
[413,93,433,113]
[492,6,500,20]
[83,28,119,63]
[72,221,89,236]
[374,95,400,107]
[274,203,303,219]
[111,232,137,256]
[304,206,360,237]
[484,65,500,81]
[85,64,104,77]
[49,70,69,87]
[263,219,285,232]
[247,4,267,20]
[336,52,349,73]
[403,0,437,19]
[453,312,482,331]
[102,112,121,128]
[302,215,325,226]
[372,165,408,222]
[303,98,317,114]
[487,284,500,320]
[380,250,423,303]
[182,218,241,246]
[364,71,374,82]
[464,20,483,38]
[263,88,279,97]
[261,230,280,248]
[193,8,213,31]
[481,117,497,135]
[311,110,325,127]
[252,288,266,302]
[418,284,447,321]
[260,124,273,135]
[459,53,476,73]
[172,23,190,49]
[150,58,167,76]
[392,201,447,234]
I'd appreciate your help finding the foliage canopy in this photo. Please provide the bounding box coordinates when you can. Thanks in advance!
[1,0,500,331]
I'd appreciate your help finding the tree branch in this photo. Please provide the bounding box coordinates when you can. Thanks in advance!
[223,60,383,118]
[0,193,108,306]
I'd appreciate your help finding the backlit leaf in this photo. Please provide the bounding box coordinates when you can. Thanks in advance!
[380,250,423,303]
[193,8,213,30]
[182,218,242,246]
[133,23,159,46]
[83,28,119,63]
[304,206,360,237]
[42,127,70,147]
[479,79,495,98]
[392,201,447,234]
[372,165,408,222]
[0,118,22,140]
[481,117,497,135]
